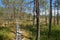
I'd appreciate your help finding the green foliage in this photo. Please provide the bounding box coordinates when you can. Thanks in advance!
[0,27,13,40]
[20,23,60,40]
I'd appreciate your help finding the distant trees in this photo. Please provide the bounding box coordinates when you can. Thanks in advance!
[0,7,4,17]
[56,0,59,25]
[2,0,10,24]
[2,0,26,19]
[57,7,59,25]
[43,0,48,25]
[54,0,60,25]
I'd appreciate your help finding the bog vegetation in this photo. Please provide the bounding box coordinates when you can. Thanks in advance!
[0,0,60,40]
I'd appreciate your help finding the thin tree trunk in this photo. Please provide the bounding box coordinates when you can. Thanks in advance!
[35,0,40,40]
[13,4,15,19]
[6,0,9,25]
[54,6,55,25]
[44,0,47,25]
[8,6,10,24]
[57,5,59,25]
[33,1,35,25]
[20,7,22,20]
[33,11,35,25]
[45,7,47,25]
[48,0,52,38]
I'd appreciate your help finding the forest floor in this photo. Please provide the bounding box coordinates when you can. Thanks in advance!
[0,20,60,40]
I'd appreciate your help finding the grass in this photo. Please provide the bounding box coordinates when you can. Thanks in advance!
[40,25,60,40]
[0,20,60,40]
[0,27,15,40]
[19,22,60,40]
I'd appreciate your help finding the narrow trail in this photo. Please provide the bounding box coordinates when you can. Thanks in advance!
[10,20,32,40]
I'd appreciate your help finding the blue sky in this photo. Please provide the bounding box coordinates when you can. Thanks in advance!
[0,0,54,7]
[0,0,3,7]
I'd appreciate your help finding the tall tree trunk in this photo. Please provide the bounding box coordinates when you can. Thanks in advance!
[8,6,10,24]
[20,7,22,20]
[48,0,52,38]
[45,6,47,25]
[33,1,36,25]
[35,0,40,40]
[54,6,55,25]
[6,0,9,25]
[13,4,15,19]
[33,11,35,25]
[57,5,59,25]
[44,0,47,25]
